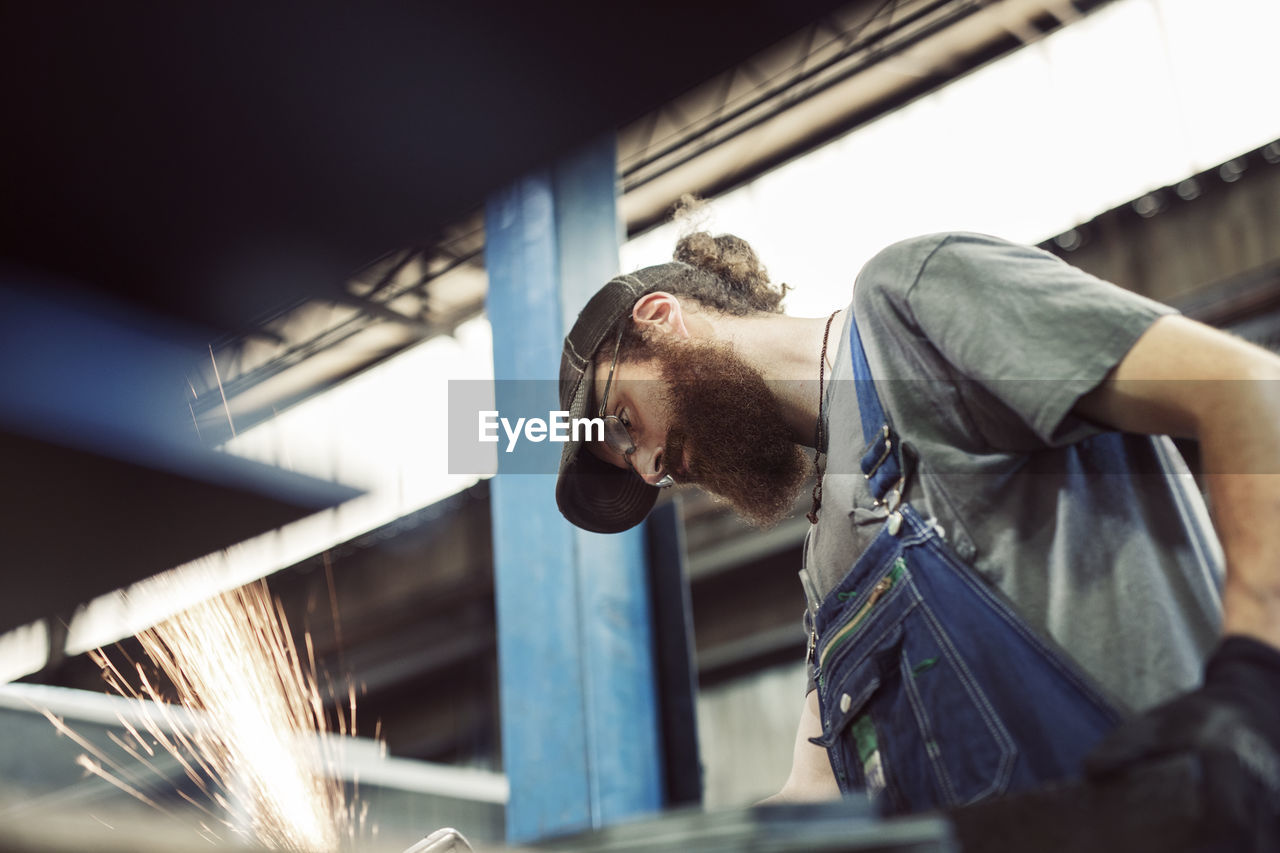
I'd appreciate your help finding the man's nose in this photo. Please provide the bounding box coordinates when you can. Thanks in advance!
[634,444,667,486]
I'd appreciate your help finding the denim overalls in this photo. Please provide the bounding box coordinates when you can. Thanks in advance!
[806,311,1127,814]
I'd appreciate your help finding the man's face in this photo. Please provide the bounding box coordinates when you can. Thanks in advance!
[590,331,808,527]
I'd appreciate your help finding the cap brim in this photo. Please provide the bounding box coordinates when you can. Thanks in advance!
[555,356,657,533]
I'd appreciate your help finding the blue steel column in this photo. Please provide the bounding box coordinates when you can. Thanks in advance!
[484,137,663,845]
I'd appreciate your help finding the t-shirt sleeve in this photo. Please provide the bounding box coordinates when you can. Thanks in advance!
[854,232,1177,448]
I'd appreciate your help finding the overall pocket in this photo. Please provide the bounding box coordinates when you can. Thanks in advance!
[812,556,1018,813]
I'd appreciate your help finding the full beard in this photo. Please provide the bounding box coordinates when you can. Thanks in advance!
[646,335,809,527]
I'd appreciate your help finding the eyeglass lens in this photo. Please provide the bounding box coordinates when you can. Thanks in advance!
[601,416,633,458]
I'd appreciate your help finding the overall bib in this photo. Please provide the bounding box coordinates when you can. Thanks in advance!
[806,311,1127,815]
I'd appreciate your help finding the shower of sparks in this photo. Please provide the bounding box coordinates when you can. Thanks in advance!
[72,580,367,852]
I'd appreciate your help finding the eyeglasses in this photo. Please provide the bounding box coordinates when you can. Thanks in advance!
[598,327,674,488]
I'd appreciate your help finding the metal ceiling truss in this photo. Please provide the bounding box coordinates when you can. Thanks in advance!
[620,0,941,187]
[618,0,1110,233]
[187,219,486,444]
[186,0,1114,445]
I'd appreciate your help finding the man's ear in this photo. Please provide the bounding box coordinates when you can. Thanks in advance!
[631,292,691,339]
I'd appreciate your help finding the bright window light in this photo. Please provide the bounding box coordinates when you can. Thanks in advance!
[622,0,1280,317]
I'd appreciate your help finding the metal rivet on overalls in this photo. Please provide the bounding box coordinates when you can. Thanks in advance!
[886,488,901,512]
[887,511,903,536]
[839,693,852,713]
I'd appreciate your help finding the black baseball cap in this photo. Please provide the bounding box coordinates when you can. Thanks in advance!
[555,262,691,533]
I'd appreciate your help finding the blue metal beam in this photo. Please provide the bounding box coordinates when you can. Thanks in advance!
[485,137,663,845]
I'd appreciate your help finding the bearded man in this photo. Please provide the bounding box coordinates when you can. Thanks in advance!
[553,226,1280,845]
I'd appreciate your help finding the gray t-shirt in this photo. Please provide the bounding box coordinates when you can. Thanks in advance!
[803,232,1224,713]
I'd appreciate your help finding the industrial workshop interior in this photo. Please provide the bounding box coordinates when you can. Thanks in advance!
[3,0,1280,851]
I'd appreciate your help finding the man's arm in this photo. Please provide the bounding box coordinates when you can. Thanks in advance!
[1077,314,1280,843]
[759,689,841,804]
[1075,314,1280,649]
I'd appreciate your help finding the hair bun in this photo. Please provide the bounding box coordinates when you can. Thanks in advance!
[670,195,786,313]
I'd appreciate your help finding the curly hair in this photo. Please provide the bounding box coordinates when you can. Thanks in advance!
[665,194,787,315]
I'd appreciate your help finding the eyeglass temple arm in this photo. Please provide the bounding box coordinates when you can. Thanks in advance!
[598,327,625,418]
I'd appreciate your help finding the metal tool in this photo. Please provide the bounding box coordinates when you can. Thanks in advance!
[404,827,475,853]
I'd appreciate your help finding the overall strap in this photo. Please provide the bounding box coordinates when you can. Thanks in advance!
[849,308,904,502]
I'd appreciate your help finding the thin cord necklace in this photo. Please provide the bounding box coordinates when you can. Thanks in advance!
[808,310,840,524]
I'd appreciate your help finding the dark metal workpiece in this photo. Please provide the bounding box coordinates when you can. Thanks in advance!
[525,755,1222,853]
[533,801,954,853]
[948,755,1209,853]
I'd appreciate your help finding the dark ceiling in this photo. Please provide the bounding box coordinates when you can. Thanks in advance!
[0,0,854,334]
[0,0,858,636]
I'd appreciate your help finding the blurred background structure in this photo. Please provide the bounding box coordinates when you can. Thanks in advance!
[2,0,1280,849]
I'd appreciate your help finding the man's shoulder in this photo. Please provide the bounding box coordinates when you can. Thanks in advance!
[860,231,1027,279]
[851,232,971,322]
[854,231,1067,317]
